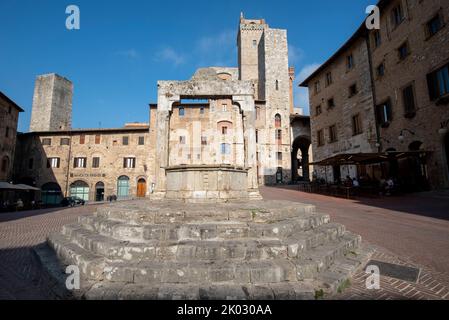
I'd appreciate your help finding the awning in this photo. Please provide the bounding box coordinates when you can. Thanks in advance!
[0,182,23,190]
[0,182,40,191]
[310,151,431,166]
[15,184,41,191]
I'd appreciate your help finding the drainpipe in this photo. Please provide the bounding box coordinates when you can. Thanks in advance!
[64,131,72,197]
[365,35,381,153]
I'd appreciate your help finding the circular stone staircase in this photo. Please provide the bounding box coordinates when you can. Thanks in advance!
[34,200,372,300]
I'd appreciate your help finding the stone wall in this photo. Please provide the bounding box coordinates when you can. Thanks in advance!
[0,94,21,181]
[369,0,449,188]
[14,128,151,201]
[306,37,377,181]
[30,74,73,132]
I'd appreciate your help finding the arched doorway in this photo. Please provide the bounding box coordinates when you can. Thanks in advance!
[95,182,105,202]
[41,182,62,205]
[117,176,130,199]
[69,181,89,201]
[291,136,311,182]
[137,178,146,198]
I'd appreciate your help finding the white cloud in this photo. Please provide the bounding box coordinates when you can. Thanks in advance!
[293,63,321,115]
[195,30,236,67]
[115,49,139,59]
[154,47,186,66]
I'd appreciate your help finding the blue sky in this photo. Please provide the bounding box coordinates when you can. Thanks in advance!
[0,0,374,132]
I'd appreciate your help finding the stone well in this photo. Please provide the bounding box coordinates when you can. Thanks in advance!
[165,165,249,202]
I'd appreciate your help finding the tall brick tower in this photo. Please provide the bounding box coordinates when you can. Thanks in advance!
[237,14,292,184]
[30,73,73,132]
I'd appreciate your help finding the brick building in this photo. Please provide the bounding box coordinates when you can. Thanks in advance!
[300,0,449,189]
[0,92,23,182]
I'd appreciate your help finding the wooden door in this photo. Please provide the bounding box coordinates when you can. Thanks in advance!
[137,179,146,197]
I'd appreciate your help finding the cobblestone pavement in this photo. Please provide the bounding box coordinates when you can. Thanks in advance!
[261,186,449,300]
[0,205,100,299]
[1,190,448,300]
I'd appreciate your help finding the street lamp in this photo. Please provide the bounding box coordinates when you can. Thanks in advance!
[398,129,415,142]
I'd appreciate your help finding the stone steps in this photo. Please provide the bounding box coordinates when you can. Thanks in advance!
[39,200,372,299]
[83,250,370,300]
[60,222,346,262]
[94,201,317,224]
[78,213,331,242]
[48,230,359,285]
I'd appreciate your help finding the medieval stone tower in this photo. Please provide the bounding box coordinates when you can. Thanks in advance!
[237,14,292,184]
[30,73,73,132]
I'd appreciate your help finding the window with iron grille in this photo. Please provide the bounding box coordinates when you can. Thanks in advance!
[60,138,70,146]
[122,136,129,145]
[138,136,145,145]
[42,138,51,146]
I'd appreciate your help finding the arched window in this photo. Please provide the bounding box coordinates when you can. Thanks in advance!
[117,176,130,199]
[275,114,282,128]
[70,180,90,201]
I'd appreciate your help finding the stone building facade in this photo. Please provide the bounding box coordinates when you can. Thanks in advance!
[300,33,378,182]
[368,0,449,189]
[14,125,151,204]
[0,92,23,182]
[30,74,73,132]
[300,0,449,189]
[238,15,293,184]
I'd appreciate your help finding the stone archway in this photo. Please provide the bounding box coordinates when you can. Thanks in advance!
[291,136,311,182]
